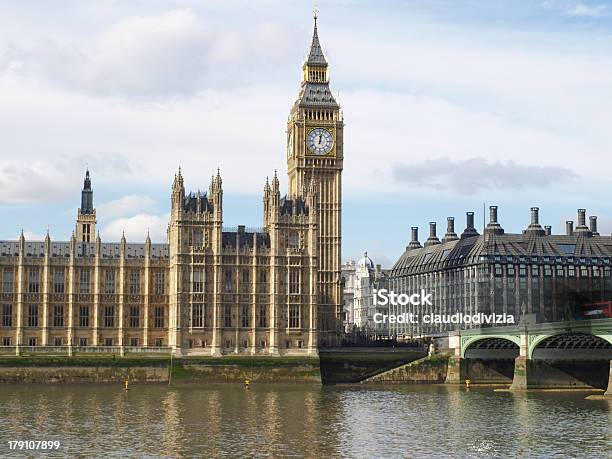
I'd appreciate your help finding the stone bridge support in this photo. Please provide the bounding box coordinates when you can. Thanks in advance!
[445,333,464,384]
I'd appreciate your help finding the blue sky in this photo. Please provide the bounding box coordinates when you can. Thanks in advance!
[1,0,612,267]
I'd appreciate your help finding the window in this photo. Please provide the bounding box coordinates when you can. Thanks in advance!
[155,338,163,347]
[79,269,90,294]
[224,304,232,327]
[556,265,564,277]
[242,304,249,328]
[53,305,64,327]
[28,268,39,293]
[289,269,301,293]
[129,337,138,347]
[224,270,233,292]
[28,304,38,327]
[241,270,249,292]
[494,264,503,277]
[2,269,12,293]
[53,269,65,294]
[154,271,165,294]
[580,267,588,277]
[258,304,267,328]
[288,304,300,328]
[2,337,10,346]
[519,265,527,277]
[54,337,63,346]
[194,229,203,246]
[104,306,115,327]
[259,270,267,283]
[544,265,552,277]
[192,269,204,293]
[104,270,116,294]
[507,265,515,277]
[593,266,600,277]
[191,303,203,328]
[130,270,140,295]
[154,306,164,328]
[568,266,575,277]
[532,265,539,277]
[104,338,113,346]
[79,306,89,327]
[79,337,88,346]
[129,306,140,328]
[1,304,12,327]
[28,337,37,346]
[605,267,611,278]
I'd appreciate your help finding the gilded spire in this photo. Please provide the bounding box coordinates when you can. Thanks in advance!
[307,10,327,66]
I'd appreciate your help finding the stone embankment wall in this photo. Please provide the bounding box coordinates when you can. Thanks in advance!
[0,357,322,384]
[361,354,449,384]
[0,366,168,384]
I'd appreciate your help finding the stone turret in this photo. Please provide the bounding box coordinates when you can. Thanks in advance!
[76,169,97,242]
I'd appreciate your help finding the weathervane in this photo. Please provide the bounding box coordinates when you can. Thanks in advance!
[313,3,319,22]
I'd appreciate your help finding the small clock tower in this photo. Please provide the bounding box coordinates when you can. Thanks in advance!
[287,12,344,345]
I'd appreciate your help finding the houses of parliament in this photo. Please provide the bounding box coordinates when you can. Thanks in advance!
[0,15,343,356]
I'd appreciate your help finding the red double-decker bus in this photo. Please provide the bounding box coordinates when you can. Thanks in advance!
[578,301,612,320]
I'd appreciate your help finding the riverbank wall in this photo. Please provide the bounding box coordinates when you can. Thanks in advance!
[361,354,450,384]
[0,356,322,384]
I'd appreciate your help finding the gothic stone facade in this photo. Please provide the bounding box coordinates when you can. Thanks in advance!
[0,16,343,356]
[389,207,612,338]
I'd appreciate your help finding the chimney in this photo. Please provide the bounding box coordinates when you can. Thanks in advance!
[566,221,574,236]
[461,212,479,239]
[442,217,459,242]
[575,209,590,234]
[490,206,498,223]
[467,212,474,229]
[485,205,504,234]
[590,216,599,235]
[424,222,440,247]
[531,207,539,224]
[544,226,552,236]
[407,226,422,250]
[525,206,545,235]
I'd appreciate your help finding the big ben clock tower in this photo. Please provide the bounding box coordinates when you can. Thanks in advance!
[287,12,343,345]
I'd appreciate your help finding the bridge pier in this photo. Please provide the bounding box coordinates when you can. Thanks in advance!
[605,360,612,397]
[509,328,529,390]
[445,333,464,384]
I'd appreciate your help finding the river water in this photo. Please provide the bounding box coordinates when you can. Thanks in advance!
[0,384,609,458]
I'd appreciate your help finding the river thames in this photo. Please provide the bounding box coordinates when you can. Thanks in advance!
[0,384,610,458]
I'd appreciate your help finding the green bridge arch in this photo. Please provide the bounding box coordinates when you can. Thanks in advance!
[528,332,612,359]
[460,335,520,358]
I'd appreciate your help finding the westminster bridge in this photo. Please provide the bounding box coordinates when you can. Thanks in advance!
[445,318,612,393]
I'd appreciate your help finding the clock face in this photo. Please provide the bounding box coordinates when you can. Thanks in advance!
[307,128,334,155]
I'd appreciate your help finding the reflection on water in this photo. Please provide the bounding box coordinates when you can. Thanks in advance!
[0,384,610,458]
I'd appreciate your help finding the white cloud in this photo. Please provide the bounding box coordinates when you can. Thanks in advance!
[97,195,158,219]
[0,154,132,205]
[391,157,577,193]
[0,9,299,98]
[23,230,45,240]
[100,213,169,243]
[566,3,608,17]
